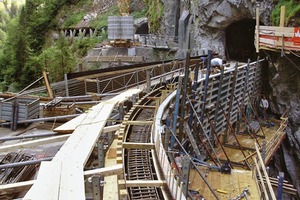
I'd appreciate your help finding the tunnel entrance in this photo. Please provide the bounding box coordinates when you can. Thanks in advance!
[135,22,149,35]
[225,19,256,62]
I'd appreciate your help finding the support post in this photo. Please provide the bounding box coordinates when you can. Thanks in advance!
[146,70,151,93]
[224,63,238,143]
[11,99,18,131]
[179,52,190,141]
[171,75,183,149]
[92,176,101,200]
[256,2,260,53]
[188,60,200,126]
[43,71,54,98]
[64,74,69,97]
[277,172,284,200]
[261,141,266,163]
[200,50,212,122]
[279,6,286,27]
[181,155,190,197]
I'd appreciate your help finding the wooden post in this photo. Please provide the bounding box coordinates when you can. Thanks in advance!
[64,74,69,97]
[256,2,260,53]
[42,71,54,98]
[11,99,18,131]
[279,6,286,27]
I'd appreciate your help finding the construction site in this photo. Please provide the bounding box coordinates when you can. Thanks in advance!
[0,1,300,200]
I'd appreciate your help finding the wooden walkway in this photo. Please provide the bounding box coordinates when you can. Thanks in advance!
[24,88,141,200]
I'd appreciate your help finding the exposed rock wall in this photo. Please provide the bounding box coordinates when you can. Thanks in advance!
[161,0,273,57]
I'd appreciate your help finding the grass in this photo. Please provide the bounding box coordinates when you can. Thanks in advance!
[88,6,119,28]
[62,12,85,28]
[271,0,300,26]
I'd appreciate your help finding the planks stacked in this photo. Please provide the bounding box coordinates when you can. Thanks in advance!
[256,26,300,52]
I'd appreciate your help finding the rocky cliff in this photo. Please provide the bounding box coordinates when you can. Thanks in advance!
[161,0,300,198]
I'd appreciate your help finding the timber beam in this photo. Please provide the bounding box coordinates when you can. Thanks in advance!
[0,165,123,194]
[122,142,155,149]
[123,120,153,125]
[118,180,166,187]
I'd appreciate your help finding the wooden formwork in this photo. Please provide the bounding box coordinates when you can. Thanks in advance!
[0,97,39,122]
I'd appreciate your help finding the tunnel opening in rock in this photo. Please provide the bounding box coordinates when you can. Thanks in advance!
[135,22,149,34]
[225,19,257,62]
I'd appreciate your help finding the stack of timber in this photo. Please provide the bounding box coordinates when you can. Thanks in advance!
[256,26,300,52]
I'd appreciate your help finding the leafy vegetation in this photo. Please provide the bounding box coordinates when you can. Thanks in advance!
[88,6,119,28]
[144,0,163,33]
[62,11,85,27]
[271,0,300,26]
[0,0,105,92]
[0,0,151,92]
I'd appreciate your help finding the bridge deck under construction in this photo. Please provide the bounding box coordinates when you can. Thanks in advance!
[0,55,294,200]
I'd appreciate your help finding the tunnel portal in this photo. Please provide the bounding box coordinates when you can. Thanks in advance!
[225,19,257,62]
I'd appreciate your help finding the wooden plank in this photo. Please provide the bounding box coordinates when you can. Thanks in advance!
[255,143,276,199]
[123,120,153,125]
[25,89,141,200]
[84,164,123,177]
[0,135,69,152]
[0,180,34,194]
[0,165,123,194]
[280,6,286,27]
[42,71,54,98]
[59,160,85,200]
[134,105,156,109]
[24,161,62,200]
[122,142,155,149]
[118,180,166,187]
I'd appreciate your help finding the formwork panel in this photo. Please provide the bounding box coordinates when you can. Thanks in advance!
[0,97,40,122]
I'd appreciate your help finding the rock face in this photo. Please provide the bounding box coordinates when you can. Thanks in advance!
[161,0,273,57]
[161,0,300,198]
[268,55,300,196]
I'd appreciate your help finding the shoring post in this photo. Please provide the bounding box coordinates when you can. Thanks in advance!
[221,107,251,169]
[168,127,220,200]
[179,52,190,142]
[200,50,212,122]
[277,172,284,200]
[224,62,238,143]
[181,155,191,197]
[92,175,101,200]
[234,94,261,148]
[208,117,234,169]
[188,59,200,126]
[261,141,266,163]
[171,75,183,149]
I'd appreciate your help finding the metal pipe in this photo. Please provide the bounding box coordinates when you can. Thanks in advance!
[0,157,53,169]
[233,94,261,148]
[200,50,212,122]
[220,107,251,169]
[0,114,80,126]
[168,127,220,200]
[0,132,58,141]
[205,112,234,169]
[187,97,221,165]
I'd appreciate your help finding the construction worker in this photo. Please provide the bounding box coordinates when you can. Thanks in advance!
[211,57,226,72]
[259,95,269,119]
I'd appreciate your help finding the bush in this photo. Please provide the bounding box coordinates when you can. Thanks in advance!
[271,0,300,26]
